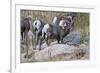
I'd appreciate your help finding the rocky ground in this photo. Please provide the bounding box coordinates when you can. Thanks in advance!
[21,43,89,63]
[20,31,89,63]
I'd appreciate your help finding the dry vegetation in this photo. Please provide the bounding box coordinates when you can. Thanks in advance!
[20,10,89,63]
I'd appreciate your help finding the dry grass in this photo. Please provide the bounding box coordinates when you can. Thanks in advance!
[20,10,90,63]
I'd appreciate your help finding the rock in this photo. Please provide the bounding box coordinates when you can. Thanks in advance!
[34,43,86,61]
[36,41,57,50]
[36,42,48,50]
[63,31,81,45]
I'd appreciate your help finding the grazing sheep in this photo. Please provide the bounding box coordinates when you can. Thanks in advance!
[32,18,45,43]
[52,16,57,24]
[32,15,75,51]
[21,17,30,43]
[21,17,31,58]
[52,14,62,26]
[39,19,70,50]
[66,12,77,30]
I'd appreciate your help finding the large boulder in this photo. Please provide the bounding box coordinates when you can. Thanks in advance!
[63,31,81,45]
[34,44,86,61]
